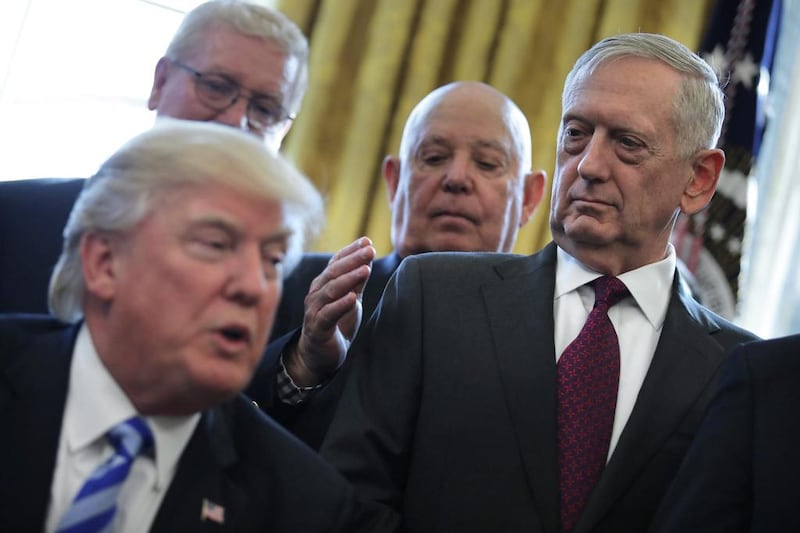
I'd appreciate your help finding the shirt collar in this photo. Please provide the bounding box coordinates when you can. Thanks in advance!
[555,244,676,329]
[68,324,200,490]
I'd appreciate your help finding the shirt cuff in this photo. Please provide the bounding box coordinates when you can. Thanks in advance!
[276,354,325,405]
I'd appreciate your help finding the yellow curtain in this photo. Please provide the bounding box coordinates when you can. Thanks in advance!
[277,0,714,256]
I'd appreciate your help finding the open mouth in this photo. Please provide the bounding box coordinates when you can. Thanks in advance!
[218,325,251,344]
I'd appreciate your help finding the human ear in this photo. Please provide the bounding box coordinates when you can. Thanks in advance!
[80,232,120,301]
[382,155,402,206]
[147,57,171,111]
[680,148,725,215]
[519,169,547,226]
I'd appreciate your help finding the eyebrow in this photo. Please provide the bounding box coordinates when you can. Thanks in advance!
[419,135,510,154]
[186,216,293,243]
[562,110,656,138]
[200,66,284,102]
[471,139,510,155]
[261,229,293,246]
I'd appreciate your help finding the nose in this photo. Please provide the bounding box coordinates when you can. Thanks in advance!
[212,97,251,133]
[442,153,474,194]
[576,135,612,182]
[225,248,270,307]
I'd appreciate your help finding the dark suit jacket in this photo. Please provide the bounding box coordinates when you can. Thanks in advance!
[0,316,362,533]
[650,334,800,533]
[320,243,758,533]
[246,252,402,444]
[0,178,84,314]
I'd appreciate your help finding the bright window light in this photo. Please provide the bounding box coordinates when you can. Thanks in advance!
[0,0,206,181]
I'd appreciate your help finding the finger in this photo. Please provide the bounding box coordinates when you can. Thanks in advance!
[304,291,360,340]
[328,236,373,263]
[305,264,371,315]
[309,244,375,293]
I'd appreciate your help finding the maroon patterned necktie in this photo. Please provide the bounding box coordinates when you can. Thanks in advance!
[557,275,629,533]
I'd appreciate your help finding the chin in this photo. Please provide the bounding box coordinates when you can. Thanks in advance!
[427,234,480,253]
[193,366,250,400]
[560,217,616,245]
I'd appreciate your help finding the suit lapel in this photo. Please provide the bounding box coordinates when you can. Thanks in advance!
[0,321,77,531]
[574,278,729,533]
[482,243,560,533]
[150,407,248,532]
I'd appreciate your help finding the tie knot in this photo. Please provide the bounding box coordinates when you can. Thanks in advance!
[107,416,154,459]
[590,276,629,310]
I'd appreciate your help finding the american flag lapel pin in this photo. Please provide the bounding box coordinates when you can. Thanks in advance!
[200,498,226,524]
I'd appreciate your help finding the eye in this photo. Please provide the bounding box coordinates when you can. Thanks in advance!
[614,134,650,164]
[197,75,236,101]
[559,126,586,154]
[186,228,234,260]
[261,253,285,279]
[563,126,584,138]
[476,160,500,171]
[203,238,229,250]
[261,243,287,279]
[421,153,448,166]
[197,235,232,253]
[250,97,283,124]
[619,135,643,149]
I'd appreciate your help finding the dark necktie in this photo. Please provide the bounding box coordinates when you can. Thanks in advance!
[557,275,629,533]
[56,416,154,533]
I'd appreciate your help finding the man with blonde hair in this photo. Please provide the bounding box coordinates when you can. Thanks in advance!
[1,0,309,310]
[0,120,362,532]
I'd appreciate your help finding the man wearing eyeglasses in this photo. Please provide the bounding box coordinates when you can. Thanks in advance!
[147,0,306,153]
[0,1,309,316]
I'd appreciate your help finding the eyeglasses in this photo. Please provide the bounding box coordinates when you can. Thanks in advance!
[170,59,294,133]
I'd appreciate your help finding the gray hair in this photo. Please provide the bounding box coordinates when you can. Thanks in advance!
[49,119,324,323]
[166,0,309,116]
[563,32,724,158]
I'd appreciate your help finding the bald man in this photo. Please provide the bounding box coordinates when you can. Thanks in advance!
[246,81,547,447]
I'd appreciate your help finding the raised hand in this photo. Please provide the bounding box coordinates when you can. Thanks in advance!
[284,237,375,386]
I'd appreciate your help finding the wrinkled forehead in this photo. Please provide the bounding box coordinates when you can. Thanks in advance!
[561,57,683,121]
[145,180,287,229]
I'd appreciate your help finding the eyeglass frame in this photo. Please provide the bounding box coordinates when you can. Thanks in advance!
[169,58,295,133]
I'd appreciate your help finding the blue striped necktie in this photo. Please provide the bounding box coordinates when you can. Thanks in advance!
[56,416,154,533]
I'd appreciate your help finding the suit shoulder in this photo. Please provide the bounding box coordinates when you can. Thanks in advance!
[713,312,758,342]
[0,177,84,209]
[0,314,71,367]
[0,314,70,342]
[397,252,538,291]
[738,333,800,374]
[680,294,758,345]
[402,251,522,272]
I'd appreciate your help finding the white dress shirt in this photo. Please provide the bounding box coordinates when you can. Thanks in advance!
[554,245,677,460]
[46,324,200,533]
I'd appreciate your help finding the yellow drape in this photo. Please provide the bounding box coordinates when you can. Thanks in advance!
[277,0,714,256]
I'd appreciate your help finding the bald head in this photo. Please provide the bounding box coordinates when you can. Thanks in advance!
[384,81,545,258]
[399,81,533,172]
